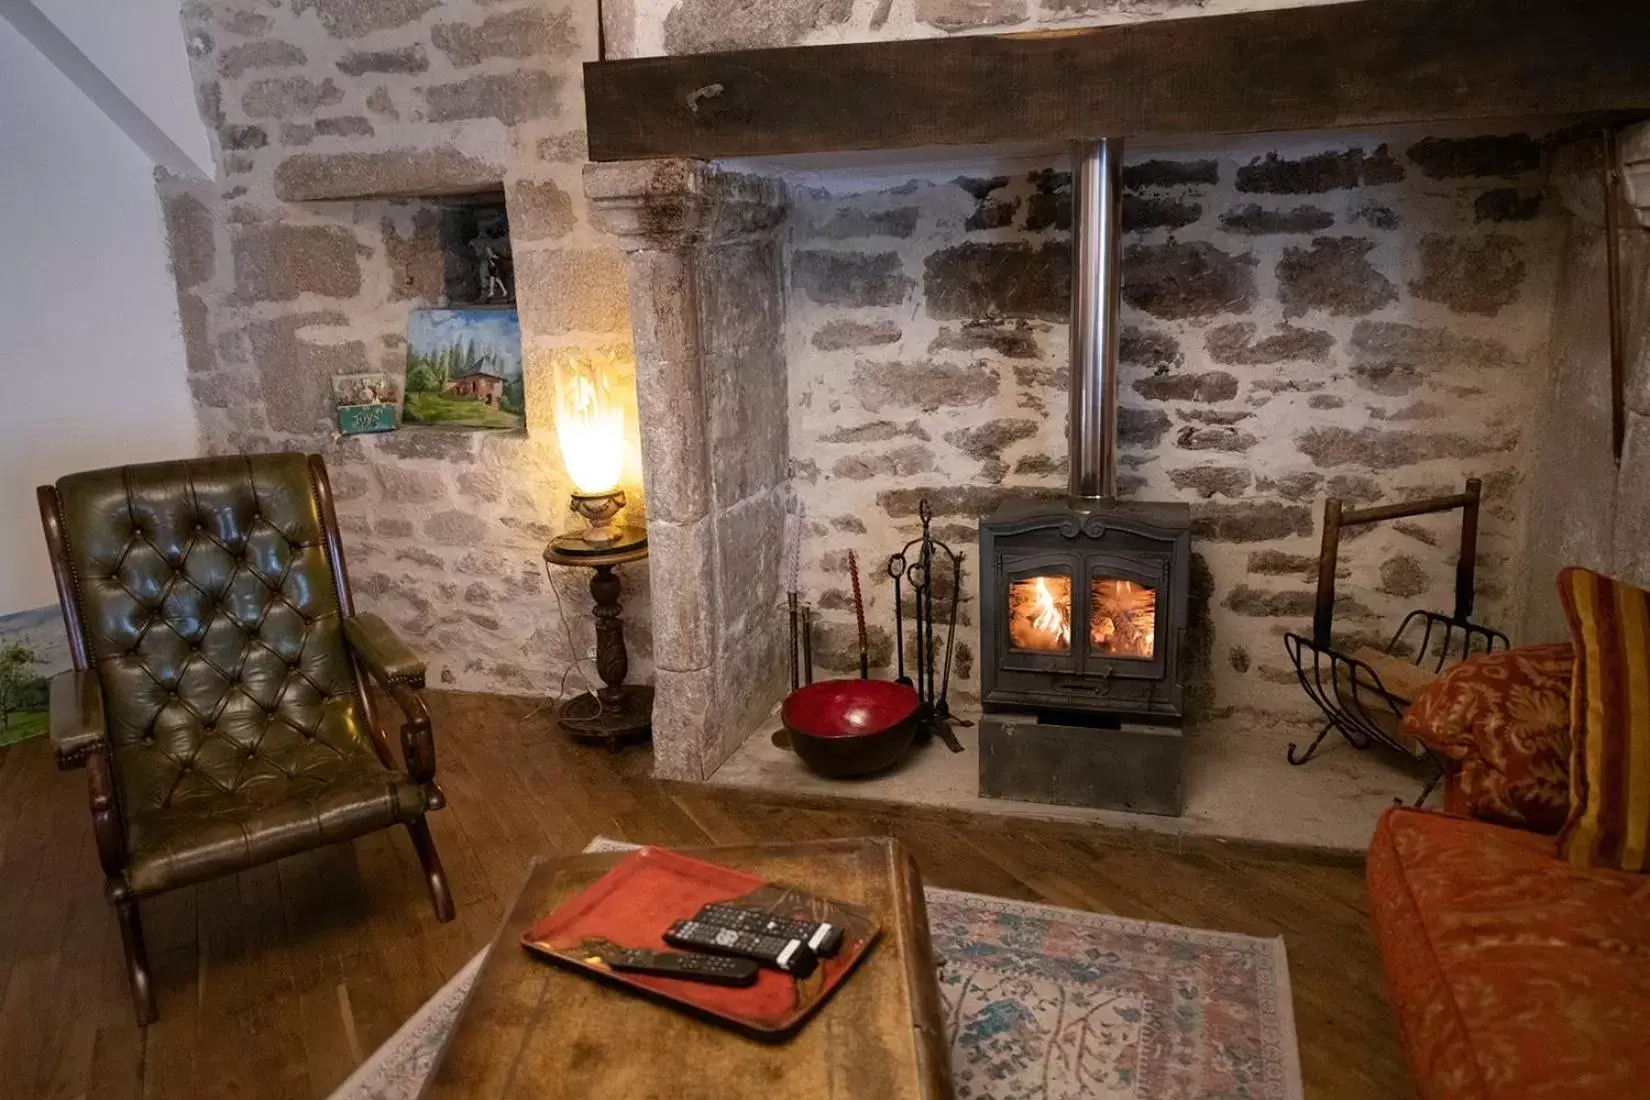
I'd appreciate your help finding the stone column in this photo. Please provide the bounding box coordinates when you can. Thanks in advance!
[1522,125,1650,640]
[586,160,790,781]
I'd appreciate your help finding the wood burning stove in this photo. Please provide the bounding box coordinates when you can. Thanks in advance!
[979,498,1190,723]
[976,138,1188,816]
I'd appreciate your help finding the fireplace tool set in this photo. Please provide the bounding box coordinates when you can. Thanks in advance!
[779,499,967,778]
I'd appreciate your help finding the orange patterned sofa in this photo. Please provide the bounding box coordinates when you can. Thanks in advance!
[1366,644,1650,1099]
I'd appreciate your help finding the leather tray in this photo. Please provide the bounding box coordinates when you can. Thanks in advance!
[520,846,880,1039]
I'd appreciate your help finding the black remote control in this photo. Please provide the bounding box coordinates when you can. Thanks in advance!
[595,947,759,987]
[695,904,845,958]
[664,919,818,979]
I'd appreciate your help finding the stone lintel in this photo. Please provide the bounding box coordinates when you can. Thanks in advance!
[274,139,507,203]
[584,158,786,251]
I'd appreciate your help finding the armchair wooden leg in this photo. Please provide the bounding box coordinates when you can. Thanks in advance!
[407,816,455,923]
[115,894,157,1025]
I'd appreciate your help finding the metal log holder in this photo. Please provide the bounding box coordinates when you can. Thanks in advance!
[887,500,968,753]
[1283,478,1510,804]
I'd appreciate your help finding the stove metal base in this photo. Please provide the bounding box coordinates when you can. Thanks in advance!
[978,711,1184,817]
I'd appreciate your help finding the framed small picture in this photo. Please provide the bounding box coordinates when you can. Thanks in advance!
[332,372,399,435]
[404,308,524,430]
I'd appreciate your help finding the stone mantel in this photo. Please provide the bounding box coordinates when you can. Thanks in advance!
[584,158,791,781]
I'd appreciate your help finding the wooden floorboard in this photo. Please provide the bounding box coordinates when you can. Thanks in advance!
[0,690,1410,1099]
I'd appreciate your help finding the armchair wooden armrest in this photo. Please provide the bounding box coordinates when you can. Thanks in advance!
[344,613,439,797]
[49,669,106,770]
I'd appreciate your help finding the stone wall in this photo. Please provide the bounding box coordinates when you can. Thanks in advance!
[1520,124,1650,640]
[783,131,1562,716]
[161,0,650,695]
[603,0,1349,58]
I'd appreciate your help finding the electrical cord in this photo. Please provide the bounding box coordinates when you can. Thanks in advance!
[520,561,608,727]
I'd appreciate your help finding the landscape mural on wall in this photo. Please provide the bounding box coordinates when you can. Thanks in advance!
[0,606,71,749]
[404,308,524,430]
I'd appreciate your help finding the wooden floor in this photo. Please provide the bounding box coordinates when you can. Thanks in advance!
[0,691,1410,1099]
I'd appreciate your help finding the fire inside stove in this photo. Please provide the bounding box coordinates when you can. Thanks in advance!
[1008,575,1157,658]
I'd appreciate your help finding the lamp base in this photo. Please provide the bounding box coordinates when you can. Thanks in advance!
[550,524,648,559]
[558,684,654,752]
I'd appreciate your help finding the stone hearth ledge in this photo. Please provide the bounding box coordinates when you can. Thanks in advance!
[585,159,792,780]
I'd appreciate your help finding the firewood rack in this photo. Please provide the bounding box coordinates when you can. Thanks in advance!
[1283,478,1510,804]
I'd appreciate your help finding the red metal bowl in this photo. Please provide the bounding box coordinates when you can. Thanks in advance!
[780,679,921,778]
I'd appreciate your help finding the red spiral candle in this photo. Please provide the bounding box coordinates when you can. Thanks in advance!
[848,549,869,678]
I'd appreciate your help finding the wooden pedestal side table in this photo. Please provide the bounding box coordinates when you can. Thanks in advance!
[420,837,954,1100]
[543,535,653,751]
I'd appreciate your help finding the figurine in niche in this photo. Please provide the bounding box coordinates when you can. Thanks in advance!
[478,246,512,304]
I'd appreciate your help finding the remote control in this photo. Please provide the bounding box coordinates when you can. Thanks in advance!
[593,947,759,987]
[695,904,845,958]
[664,919,818,979]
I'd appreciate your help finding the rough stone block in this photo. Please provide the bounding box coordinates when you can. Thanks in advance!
[1247,549,1318,575]
[814,318,902,351]
[662,0,853,54]
[832,445,936,480]
[425,509,490,546]
[1119,407,1172,448]
[507,179,576,241]
[653,667,715,781]
[315,116,374,138]
[1204,322,1333,365]
[162,190,215,289]
[714,489,786,642]
[915,0,1027,30]
[806,205,921,240]
[854,359,1000,413]
[1169,466,1251,499]
[176,292,214,374]
[1218,203,1334,235]
[241,76,342,119]
[646,517,715,671]
[793,250,913,308]
[700,241,788,505]
[1295,426,1516,469]
[1237,146,1405,194]
[424,71,562,126]
[1409,234,1526,316]
[1132,371,1238,402]
[1223,586,1317,617]
[337,45,428,75]
[1122,240,1255,320]
[1190,502,1314,542]
[246,312,367,433]
[232,223,364,301]
[818,419,929,444]
[291,0,439,38]
[219,124,267,151]
[1474,189,1543,223]
[515,247,631,334]
[433,8,578,67]
[925,240,1069,321]
[1276,236,1396,318]
[1406,134,1542,180]
[219,40,306,80]
[375,464,448,504]
[929,320,1041,359]
[274,146,506,202]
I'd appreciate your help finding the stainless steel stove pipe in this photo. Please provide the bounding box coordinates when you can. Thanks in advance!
[1068,137,1124,501]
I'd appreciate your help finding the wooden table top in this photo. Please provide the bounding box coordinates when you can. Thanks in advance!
[419,837,954,1100]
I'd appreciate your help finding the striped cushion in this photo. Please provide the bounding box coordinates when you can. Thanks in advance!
[1557,567,1650,872]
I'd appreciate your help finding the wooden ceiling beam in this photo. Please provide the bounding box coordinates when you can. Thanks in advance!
[584,0,1650,163]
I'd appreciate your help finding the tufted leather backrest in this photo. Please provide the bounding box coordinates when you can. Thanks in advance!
[54,454,374,815]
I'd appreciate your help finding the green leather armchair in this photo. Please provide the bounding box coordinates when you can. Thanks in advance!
[38,453,455,1024]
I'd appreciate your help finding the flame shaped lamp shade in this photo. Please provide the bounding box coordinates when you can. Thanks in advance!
[550,350,644,556]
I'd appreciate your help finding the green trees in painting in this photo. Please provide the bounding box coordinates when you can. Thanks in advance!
[405,336,524,416]
[0,643,42,735]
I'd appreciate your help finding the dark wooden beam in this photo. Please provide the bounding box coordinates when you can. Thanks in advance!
[584,0,1650,162]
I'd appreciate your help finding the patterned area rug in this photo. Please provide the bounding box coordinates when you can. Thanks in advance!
[330,842,1302,1100]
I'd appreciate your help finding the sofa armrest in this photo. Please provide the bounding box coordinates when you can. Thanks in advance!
[1404,643,1574,833]
[49,669,106,770]
[344,613,426,689]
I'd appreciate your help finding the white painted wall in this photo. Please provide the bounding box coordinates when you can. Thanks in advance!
[0,19,199,614]
[24,0,211,174]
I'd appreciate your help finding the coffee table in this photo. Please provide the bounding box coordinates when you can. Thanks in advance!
[418,837,954,1099]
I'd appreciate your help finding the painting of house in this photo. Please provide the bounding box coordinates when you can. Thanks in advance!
[0,605,71,748]
[447,370,504,407]
[404,308,524,429]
